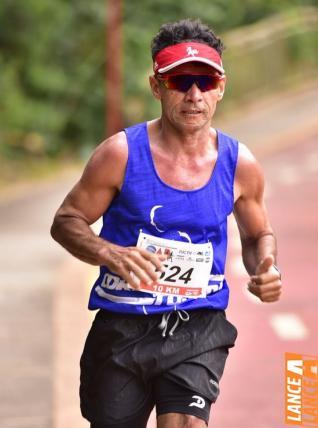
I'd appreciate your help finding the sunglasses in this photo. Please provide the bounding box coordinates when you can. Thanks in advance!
[157,73,223,93]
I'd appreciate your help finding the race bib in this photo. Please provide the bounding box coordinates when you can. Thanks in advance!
[135,231,213,298]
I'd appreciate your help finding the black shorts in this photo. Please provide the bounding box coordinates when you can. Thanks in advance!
[80,308,237,427]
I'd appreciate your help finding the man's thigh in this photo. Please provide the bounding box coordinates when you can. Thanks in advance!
[80,313,155,426]
[154,375,211,426]
[81,358,154,426]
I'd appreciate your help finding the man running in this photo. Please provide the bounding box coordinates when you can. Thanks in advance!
[51,19,282,428]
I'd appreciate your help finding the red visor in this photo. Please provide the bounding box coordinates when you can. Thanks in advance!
[153,42,224,75]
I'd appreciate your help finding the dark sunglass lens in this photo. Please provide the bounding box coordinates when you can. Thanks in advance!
[196,76,219,91]
[170,75,194,92]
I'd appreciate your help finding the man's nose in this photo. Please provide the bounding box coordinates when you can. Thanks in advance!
[184,83,203,102]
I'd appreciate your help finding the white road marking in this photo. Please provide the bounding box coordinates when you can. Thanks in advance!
[269,313,309,340]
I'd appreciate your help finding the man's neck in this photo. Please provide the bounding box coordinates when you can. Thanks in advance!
[152,117,216,158]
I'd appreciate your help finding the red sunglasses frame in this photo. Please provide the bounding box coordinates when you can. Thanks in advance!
[156,73,224,92]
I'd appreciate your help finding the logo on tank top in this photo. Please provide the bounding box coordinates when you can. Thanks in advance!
[150,205,192,242]
[150,205,164,232]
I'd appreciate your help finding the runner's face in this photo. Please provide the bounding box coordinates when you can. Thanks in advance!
[150,63,226,131]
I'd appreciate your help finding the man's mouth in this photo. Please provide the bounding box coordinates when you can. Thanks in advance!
[182,110,202,115]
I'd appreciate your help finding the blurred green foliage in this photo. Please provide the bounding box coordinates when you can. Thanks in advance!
[0,0,105,160]
[0,0,317,164]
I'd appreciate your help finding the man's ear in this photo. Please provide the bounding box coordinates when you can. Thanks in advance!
[217,75,226,101]
[149,75,161,100]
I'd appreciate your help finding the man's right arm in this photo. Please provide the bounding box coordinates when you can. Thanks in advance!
[50,132,164,289]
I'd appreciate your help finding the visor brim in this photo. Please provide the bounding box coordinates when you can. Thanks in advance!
[157,57,225,75]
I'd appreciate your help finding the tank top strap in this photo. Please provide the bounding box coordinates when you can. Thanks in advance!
[123,122,153,179]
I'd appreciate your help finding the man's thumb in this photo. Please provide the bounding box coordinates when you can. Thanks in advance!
[256,254,274,275]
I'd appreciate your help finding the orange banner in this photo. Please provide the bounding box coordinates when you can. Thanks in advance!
[285,353,318,427]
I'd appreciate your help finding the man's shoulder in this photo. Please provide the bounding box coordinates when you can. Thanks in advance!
[93,131,128,163]
[236,142,262,173]
[80,131,128,189]
[234,142,265,198]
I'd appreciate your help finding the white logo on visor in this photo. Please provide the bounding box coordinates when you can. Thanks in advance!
[189,395,206,409]
[187,47,199,57]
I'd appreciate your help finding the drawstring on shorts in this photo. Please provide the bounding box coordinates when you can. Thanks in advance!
[158,310,190,337]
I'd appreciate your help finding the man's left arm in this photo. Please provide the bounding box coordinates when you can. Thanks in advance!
[233,144,282,303]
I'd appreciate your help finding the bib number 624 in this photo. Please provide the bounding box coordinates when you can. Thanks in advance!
[158,265,194,285]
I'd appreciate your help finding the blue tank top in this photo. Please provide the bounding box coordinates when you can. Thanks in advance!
[88,122,239,314]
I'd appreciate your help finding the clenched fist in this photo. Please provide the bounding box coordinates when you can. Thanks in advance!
[247,255,282,302]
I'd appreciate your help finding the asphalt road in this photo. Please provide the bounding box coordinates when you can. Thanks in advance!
[0,81,317,428]
[211,130,318,428]
[0,177,78,428]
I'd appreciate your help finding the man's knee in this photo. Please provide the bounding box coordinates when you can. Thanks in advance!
[182,414,207,428]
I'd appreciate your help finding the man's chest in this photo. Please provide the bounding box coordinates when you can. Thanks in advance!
[153,155,217,190]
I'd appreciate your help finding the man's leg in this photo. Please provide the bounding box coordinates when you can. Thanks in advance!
[90,406,152,428]
[154,376,211,428]
[153,310,237,428]
[157,413,207,428]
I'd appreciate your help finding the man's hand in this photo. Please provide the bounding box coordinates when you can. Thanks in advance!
[247,255,282,302]
[97,244,166,290]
